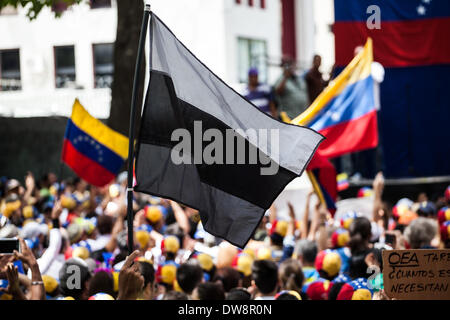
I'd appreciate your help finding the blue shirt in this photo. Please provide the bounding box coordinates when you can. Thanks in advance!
[242,84,273,114]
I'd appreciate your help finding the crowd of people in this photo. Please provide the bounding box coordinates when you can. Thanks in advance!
[0,169,449,301]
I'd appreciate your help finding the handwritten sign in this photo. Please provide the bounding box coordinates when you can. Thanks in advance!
[382,249,450,300]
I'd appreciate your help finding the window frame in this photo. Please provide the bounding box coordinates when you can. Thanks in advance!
[0,48,21,92]
[92,42,114,89]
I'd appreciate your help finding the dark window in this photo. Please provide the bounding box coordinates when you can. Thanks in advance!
[54,46,76,88]
[260,0,266,9]
[93,43,114,88]
[90,0,112,9]
[235,0,241,4]
[0,49,21,91]
[248,0,254,6]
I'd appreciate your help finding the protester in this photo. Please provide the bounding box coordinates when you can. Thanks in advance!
[305,54,328,104]
[242,67,277,118]
[274,56,309,119]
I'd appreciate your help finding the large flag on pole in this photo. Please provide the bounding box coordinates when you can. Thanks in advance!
[134,13,323,248]
[62,99,128,187]
[291,38,377,159]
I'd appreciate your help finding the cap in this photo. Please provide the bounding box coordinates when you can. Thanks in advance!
[145,205,163,224]
[42,275,59,294]
[72,246,90,260]
[269,220,288,237]
[398,210,418,225]
[156,262,178,285]
[340,211,360,230]
[315,250,341,278]
[136,230,150,249]
[337,278,373,300]
[248,67,258,76]
[275,290,302,300]
[67,223,83,244]
[231,253,253,277]
[196,253,214,272]
[357,187,373,198]
[61,195,77,210]
[438,207,450,224]
[440,221,450,242]
[161,235,180,254]
[256,247,272,260]
[306,278,332,300]
[88,293,115,300]
[331,228,350,248]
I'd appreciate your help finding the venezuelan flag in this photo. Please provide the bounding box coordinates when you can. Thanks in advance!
[62,99,128,187]
[292,38,377,158]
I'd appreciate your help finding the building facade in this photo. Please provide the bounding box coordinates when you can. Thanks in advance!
[0,0,334,118]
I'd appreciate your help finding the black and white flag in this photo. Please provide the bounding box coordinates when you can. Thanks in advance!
[134,13,323,248]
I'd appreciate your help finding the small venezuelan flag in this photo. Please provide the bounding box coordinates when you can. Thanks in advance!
[62,99,128,187]
[337,173,349,191]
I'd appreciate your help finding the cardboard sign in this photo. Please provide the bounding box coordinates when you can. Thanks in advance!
[382,249,450,300]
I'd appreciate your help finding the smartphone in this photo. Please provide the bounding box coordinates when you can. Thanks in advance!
[385,233,396,247]
[0,238,20,255]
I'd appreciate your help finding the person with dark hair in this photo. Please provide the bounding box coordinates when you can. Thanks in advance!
[88,270,114,297]
[348,217,372,254]
[212,267,241,293]
[295,240,319,291]
[251,259,279,300]
[137,260,156,300]
[226,288,251,300]
[176,260,204,298]
[278,259,304,295]
[192,282,225,300]
[162,290,188,300]
[59,258,91,300]
[348,217,373,280]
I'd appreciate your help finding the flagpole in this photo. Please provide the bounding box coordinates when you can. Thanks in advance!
[126,2,151,254]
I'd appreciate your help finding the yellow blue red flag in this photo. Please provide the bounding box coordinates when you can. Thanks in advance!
[61,99,128,187]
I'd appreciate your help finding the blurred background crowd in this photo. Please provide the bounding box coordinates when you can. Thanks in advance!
[0,171,449,300]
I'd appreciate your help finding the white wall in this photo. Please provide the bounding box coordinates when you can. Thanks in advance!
[150,0,228,81]
[0,2,116,118]
[223,0,282,87]
[295,0,335,77]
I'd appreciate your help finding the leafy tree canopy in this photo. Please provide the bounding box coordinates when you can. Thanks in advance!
[0,0,84,20]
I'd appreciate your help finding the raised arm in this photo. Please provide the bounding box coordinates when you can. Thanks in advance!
[170,200,191,235]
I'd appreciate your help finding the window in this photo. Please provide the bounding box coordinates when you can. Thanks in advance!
[260,0,266,9]
[90,0,112,9]
[237,38,268,84]
[0,49,21,91]
[93,43,114,88]
[54,46,76,88]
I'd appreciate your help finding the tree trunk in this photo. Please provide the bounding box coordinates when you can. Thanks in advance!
[108,0,145,137]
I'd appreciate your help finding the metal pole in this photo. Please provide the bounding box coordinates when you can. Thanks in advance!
[126,3,151,254]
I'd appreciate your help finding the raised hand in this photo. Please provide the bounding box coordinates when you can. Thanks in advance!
[117,250,144,300]
[13,238,37,268]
